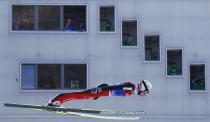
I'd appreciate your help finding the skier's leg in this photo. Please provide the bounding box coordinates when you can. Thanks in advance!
[47,89,109,106]
[92,83,109,100]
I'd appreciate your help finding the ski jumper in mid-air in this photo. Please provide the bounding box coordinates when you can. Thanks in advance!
[47,80,152,107]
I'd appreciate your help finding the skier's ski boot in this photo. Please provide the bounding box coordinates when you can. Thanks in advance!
[46,101,61,107]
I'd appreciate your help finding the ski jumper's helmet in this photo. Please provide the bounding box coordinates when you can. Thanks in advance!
[142,80,152,93]
[137,80,152,95]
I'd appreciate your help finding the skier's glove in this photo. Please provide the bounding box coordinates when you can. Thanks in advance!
[93,96,99,100]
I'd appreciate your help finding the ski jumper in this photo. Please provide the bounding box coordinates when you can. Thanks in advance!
[50,82,136,105]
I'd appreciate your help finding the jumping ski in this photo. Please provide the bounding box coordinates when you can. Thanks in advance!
[4,103,143,120]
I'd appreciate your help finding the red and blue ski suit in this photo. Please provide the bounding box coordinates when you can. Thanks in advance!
[50,82,136,105]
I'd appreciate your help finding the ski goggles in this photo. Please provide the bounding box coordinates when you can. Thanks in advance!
[137,81,150,95]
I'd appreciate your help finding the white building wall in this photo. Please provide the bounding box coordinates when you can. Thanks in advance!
[0,0,210,122]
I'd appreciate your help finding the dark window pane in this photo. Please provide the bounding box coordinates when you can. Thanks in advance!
[100,6,115,32]
[145,35,160,61]
[190,64,205,91]
[38,64,61,89]
[38,6,60,30]
[167,49,182,76]
[122,20,137,46]
[21,64,36,89]
[63,6,87,32]
[12,5,34,30]
[64,64,87,89]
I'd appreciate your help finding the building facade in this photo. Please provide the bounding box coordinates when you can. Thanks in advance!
[0,0,210,122]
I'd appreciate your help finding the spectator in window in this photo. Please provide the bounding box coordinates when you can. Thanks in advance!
[198,79,205,90]
[13,21,20,30]
[167,62,182,75]
[101,20,112,31]
[191,77,205,90]
[78,22,86,32]
[151,51,159,60]
[122,34,134,46]
[12,12,19,30]
[64,18,78,31]
[190,76,197,89]
[105,21,113,31]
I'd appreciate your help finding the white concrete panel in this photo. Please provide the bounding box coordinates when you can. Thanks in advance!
[1,0,210,122]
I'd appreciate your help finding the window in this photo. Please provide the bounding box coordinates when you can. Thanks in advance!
[189,64,206,91]
[166,48,183,77]
[63,5,87,32]
[38,64,61,89]
[21,64,36,89]
[12,5,87,32]
[12,5,35,30]
[99,5,115,32]
[144,35,160,61]
[38,6,60,30]
[21,63,87,90]
[64,64,87,89]
[121,20,137,47]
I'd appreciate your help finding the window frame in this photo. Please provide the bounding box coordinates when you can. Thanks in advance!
[120,18,139,48]
[63,5,88,32]
[188,63,207,92]
[11,5,36,31]
[10,4,88,33]
[98,4,116,33]
[19,61,88,92]
[37,5,61,31]
[20,64,37,90]
[143,34,161,63]
[166,48,184,78]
